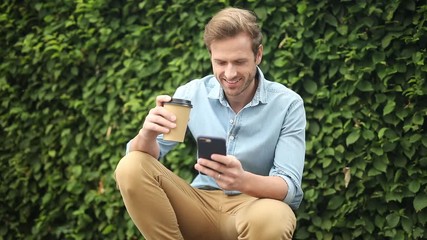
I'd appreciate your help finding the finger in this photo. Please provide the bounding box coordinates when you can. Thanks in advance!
[211,154,230,166]
[144,112,176,131]
[151,106,176,122]
[194,162,213,176]
[155,95,172,107]
[196,158,222,175]
[143,120,173,134]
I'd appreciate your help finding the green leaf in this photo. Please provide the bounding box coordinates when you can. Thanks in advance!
[101,224,114,234]
[378,127,388,139]
[297,2,307,14]
[383,142,397,152]
[386,212,400,228]
[412,112,424,125]
[409,134,422,143]
[373,156,388,172]
[382,33,396,49]
[357,80,374,92]
[401,217,413,233]
[414,193,427,212]
[372,52,385,64]
[48,150,56,157]
[396,108,409,120]
[327,195,344,210]
[368,168,382,176]
[254,7,268,20]
[72,165,83,177]
[324,188,337,196]
[362,130,375,140]
[346,130,360,145]
[375,215,385,228]
[303,79,318,94]
[383,100,396,115]
[42,193,52,205]
[408,180,420,193]
[370,147,384,156]
[337,25,348,35]
[422,136,427,148]
[418,210,427,225]
[321,219,332,231]
[324,13,337,27]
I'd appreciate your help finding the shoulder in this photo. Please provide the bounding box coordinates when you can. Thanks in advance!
[174,75,218,98]
[178,74,217,91]
[256,68,302,104]
[262,78,303,103]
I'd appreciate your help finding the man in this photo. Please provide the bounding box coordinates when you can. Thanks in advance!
[115,7,306,240]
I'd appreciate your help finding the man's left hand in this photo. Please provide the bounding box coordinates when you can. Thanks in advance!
[195,154,248,191]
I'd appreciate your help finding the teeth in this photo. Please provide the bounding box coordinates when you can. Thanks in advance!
[225,79,240,84]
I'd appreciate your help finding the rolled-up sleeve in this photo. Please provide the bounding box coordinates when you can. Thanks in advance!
[270,98,306,210]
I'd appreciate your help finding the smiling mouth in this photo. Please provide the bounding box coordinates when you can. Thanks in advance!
[224,78,241,84]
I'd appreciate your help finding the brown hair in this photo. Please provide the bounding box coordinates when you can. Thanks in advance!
[204,7,263,56]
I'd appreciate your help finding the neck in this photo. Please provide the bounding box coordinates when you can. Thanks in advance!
[227,77,258,113]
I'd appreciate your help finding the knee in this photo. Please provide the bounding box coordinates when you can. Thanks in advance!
[114,151,152,189]
[237,199,296,239]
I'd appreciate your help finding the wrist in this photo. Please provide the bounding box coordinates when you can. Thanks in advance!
[239,171,253,194]
[130,129,157,151]
[138,127,158,141]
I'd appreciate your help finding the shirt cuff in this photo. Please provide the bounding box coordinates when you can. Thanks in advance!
[125,140,132,155]
[281,175,296,204]
[273,174,296,209]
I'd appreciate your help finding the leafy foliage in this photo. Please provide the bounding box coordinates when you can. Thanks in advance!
[1,0,426,239]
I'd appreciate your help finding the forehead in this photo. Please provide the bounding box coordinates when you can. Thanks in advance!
[210,33,253,60]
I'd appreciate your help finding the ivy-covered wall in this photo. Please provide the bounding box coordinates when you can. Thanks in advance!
[1,0,426,239]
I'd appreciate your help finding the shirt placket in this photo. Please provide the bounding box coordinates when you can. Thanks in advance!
[227,110,238,155]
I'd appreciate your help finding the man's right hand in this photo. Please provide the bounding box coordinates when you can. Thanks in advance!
[139,95,177,139]
[129,95,176,156]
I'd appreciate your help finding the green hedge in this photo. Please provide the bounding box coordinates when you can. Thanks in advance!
[1,0,426,239]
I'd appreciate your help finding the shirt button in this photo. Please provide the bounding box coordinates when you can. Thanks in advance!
[229,135,235,140]
[229,119,234,124]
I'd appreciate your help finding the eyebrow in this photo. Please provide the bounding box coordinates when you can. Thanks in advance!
[213,58,248,62]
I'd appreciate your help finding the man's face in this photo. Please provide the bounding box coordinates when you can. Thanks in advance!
[210,33,262,101]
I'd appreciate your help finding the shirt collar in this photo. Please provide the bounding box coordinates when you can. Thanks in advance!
[208,67,269,107]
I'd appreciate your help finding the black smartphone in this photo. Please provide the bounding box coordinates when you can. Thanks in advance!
[197,136,226,174]
[197,136,226,159]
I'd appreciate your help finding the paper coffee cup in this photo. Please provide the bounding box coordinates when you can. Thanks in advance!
[163,98,192,142]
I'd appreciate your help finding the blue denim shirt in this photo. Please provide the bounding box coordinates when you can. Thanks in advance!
[129,68,306,210]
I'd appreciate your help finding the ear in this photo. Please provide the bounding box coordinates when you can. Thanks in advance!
[256,44,263,65]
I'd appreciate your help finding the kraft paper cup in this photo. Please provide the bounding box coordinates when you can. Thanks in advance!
[163,98,192,142]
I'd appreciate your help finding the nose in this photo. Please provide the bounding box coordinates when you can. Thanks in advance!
[224,63,237,79]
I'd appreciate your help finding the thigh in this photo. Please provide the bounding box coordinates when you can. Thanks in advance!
[116,151,223,240]
[140,158,223,240]
[162,183,224,240]
[234,198,296,240]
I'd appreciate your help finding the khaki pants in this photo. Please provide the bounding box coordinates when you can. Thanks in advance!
[115,151,296,240]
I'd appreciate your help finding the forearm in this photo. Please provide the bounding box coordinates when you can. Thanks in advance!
[240,172,288,201]
[129,130,160,159]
